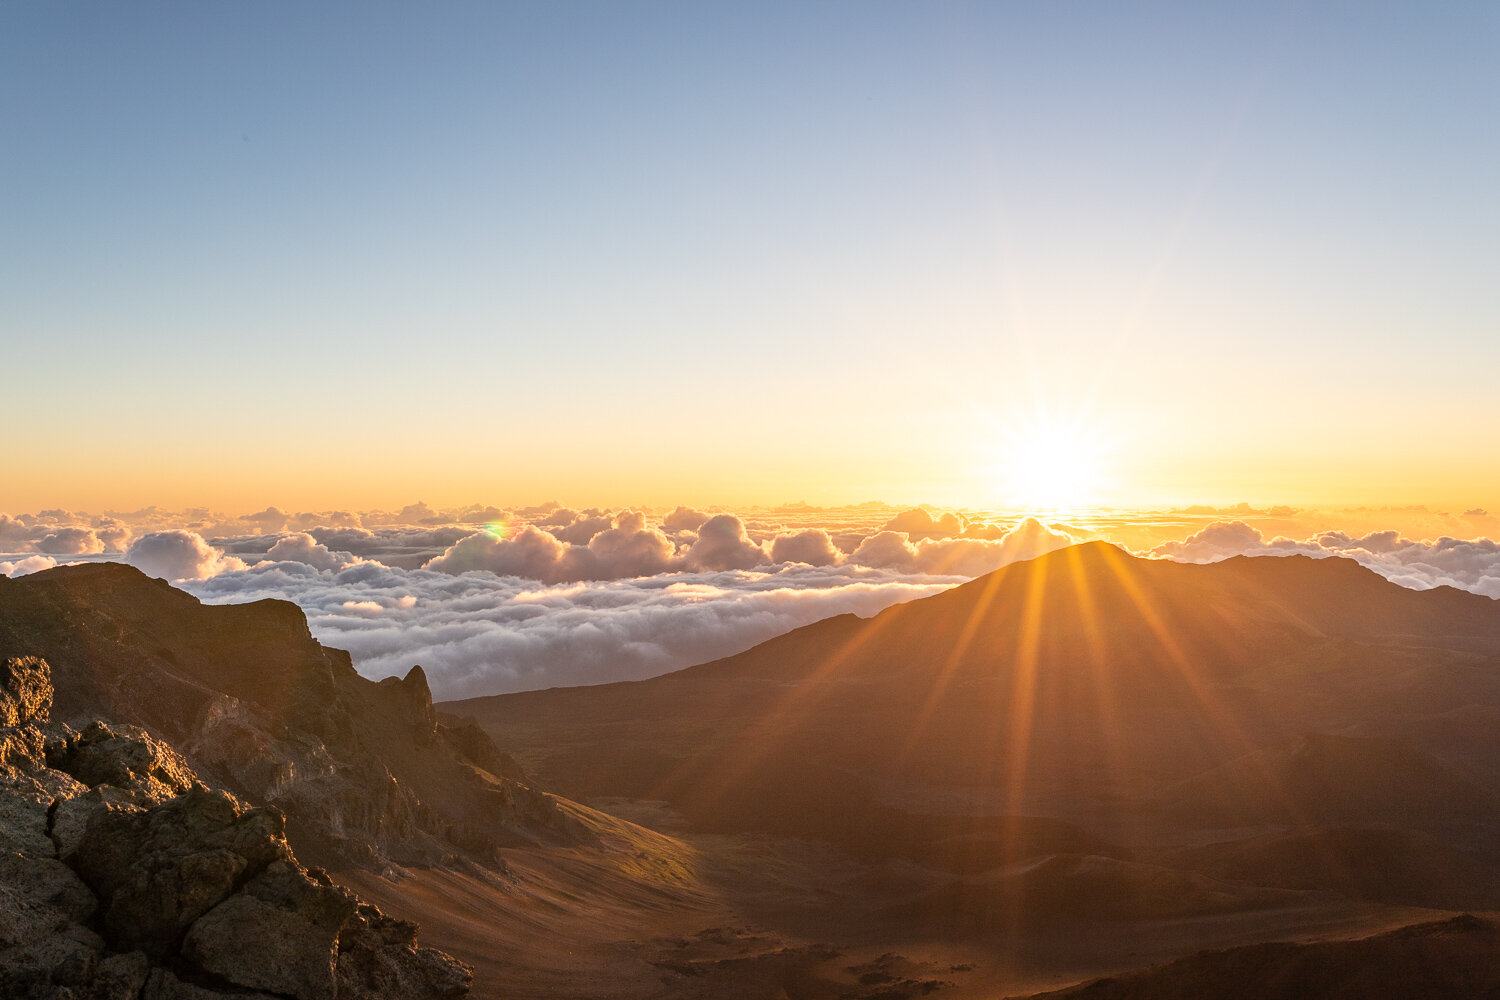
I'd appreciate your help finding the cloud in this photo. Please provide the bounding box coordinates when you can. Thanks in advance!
[545,510,615,545]
[881,507,966,538]
[242,506,290,532]
[123,531,248,581]
[683,514,766,571]
[303,526,471,569]
[182,560,962,699]
[423,511,678,583]
[848,516,1079,576]
[0,514,35,547]
[1,555,58,578]
[1151,520,1500,599]
[662,505,711,531]
[769,529,844,566]
[262,532,365,571]
[35,527,107,555]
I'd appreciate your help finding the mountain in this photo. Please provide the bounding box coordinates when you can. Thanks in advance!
[9,547,1500,999]
[1031,914,1500,1000]
[0,562,962,999]
[0,653,472,999]
[445,542,1500,994]
[450,542,1500,852]
[0,562,583,871]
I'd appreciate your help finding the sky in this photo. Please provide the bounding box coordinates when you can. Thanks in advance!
[3,2,1498,514]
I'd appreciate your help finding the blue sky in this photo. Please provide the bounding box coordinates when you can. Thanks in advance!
[3,2,1497,511]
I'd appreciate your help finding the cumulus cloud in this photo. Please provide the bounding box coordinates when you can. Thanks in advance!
[423,511,678,583]
[0,514,35,547]
[1,555,58,578]
[662,505,711,531]
[683,515,766,571]
[304,525,470,569]
[36,527,106,555]
[243,507,290,532]
[262,532,365,571]
[545,510,615,545]
[769,529,844,566]
[849,516,1079,576]
[1152,520,1500,599]
[124,531,248,581]
[881,507,966,538]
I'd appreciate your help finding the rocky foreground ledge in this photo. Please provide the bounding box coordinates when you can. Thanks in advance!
[1,654,472,1000]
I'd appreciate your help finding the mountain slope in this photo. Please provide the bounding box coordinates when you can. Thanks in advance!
[0,562,584,869]
[448,542,1500,882]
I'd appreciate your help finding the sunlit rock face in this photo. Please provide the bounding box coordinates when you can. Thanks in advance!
[0,656,471,999]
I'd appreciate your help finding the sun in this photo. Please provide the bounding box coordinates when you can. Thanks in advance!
[990,412,1114,514]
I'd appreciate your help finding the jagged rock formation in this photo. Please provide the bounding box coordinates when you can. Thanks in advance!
[0,655,471,999]
[0,563,588,871]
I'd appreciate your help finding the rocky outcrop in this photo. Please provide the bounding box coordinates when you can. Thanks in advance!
[0,562,586,871]
[0,656,51,727]
[0,657,470,1000]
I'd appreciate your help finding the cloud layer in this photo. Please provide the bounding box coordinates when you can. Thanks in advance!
[1152,520,1500,598]
[6,501,1496,701]
[182,560,961,699]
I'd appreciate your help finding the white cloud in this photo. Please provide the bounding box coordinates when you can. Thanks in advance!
[262,532,366,571]
[1151,520,1500,599]
[182,560,961,698]
[682,514,766,571]
[123,530,248,581]
[662,505,712,531]
[848,516,1079,575]
[422,511,678,583]
[769,529,844,566]
[35,527,106,555]
[0,555,58,578]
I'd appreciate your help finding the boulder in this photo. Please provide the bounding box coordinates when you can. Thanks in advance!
[0,656,51,727]
[185,859,356,1000]
[337,901,474,1000]
[68,784,288,959]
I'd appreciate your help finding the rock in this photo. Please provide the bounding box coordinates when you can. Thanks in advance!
[142,966,281,999]
[337,901,473,1000]
[0,562,585,871]
[55,720,197,800]
[0,723,46,777]
[440,716,530,783]
[0,656,51,727]
[0,922,105,997]
[49,787,143,861]
[380,665,440,746]
[1,770,86,857]
[0,599,473,999]
[185,859,356,1000]
[90,949,151,1000]
[0,853,97,948]
[68,784,289,959]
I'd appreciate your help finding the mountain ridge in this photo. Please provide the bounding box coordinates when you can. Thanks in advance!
[0,560,585,871]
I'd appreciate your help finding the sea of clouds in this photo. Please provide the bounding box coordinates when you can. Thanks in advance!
[3,501,1497,699]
